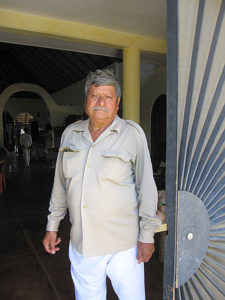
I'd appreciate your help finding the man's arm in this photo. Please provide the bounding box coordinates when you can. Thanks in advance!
[43,135,68,254]
[133,125,161,262]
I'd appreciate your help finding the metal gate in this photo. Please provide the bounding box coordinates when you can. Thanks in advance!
[164,0,225,299]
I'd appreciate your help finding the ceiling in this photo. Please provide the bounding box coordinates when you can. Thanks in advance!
[0,0,166,98]
[0,0,166,39]
[0,42,121,96]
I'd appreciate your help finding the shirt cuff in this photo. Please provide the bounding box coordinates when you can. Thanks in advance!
[138,230,155,243]
[46,218,60,232]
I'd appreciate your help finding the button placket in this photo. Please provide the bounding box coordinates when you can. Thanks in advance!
[80,146,94,251]
[81,148,92,205]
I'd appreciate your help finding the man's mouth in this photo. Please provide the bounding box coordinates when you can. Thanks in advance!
[92,106,109,112]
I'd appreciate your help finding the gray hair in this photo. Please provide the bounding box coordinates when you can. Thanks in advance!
[84,69,121,99]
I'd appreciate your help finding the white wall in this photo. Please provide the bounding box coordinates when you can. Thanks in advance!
[52,62,120,109]
[52,79,86,107]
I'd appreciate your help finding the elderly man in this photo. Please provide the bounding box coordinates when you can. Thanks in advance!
[43,69,161,300]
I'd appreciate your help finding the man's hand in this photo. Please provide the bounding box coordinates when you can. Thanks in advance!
[137,241,155,264]
[42,231,61,255]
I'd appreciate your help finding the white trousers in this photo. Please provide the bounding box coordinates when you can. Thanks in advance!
[69,243,145,300]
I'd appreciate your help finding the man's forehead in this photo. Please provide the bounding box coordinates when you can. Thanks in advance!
[88,84,116,92]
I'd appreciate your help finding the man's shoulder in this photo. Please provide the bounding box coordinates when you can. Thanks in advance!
[125,119,144,135]
[63,120,86,134]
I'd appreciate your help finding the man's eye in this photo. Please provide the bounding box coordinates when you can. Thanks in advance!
[106,95,112,99]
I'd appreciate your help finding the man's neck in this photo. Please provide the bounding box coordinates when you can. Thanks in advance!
[88,118,115,142]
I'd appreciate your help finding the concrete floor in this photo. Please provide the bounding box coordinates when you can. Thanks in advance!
[0,153,163,300]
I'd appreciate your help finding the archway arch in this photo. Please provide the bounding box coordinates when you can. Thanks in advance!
[0,83,69,146]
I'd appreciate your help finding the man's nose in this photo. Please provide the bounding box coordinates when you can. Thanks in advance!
[97,95,105,105]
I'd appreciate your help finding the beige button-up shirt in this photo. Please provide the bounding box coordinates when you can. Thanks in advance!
[47,115,161,257]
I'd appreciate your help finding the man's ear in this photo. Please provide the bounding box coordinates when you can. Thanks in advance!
[117,97,121,106]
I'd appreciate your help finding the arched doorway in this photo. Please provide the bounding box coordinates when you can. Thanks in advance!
[151,94,167,190]
[0,83,68,147]
[4,90,50,151]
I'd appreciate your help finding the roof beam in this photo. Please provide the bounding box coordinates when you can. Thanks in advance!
[0,9,166,55]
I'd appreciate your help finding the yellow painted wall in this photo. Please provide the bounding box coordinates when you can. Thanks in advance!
[0,9,166,54]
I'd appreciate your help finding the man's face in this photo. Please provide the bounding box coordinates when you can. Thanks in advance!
[85,85,120,124]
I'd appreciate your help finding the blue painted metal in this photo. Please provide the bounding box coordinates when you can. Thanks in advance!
[168,0,225,298]
[163,0,178,299]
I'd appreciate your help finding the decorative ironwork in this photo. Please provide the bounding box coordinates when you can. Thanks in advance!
[175,0,225,298]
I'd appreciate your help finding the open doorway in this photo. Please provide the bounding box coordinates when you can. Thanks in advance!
[4,91,49,155]
[0,41,166,299]
[151,94,167,190]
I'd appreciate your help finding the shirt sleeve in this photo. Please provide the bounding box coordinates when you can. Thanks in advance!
[46,133,67,232]
[134,126,162,243]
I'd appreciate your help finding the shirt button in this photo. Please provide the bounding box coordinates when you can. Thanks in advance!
[83,205,86,209]
[86,163,91,168]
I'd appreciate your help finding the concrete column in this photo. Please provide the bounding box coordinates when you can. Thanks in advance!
[123,47,140,123]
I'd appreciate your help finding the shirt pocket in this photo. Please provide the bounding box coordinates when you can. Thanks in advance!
[100,151,133,184]
[61,148,83,178]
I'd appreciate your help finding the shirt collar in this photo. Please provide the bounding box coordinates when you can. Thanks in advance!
[73,115,121,134]
[109,115,121,134]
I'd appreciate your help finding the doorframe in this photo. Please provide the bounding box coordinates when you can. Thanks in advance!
[163,0,178,299]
